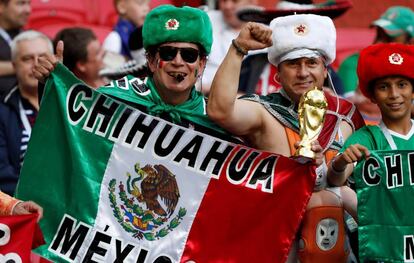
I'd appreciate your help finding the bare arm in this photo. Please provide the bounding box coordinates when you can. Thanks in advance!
[341,185,357,221]
[207,22,272,136]
[0,191,43,220]
[0,61,15,76]
[0,191,19,215]
[328,144,370,186]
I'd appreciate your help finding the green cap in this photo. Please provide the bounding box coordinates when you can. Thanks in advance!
[372,6,414,38]
[142,5,213,54]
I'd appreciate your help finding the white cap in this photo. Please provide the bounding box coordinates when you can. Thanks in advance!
[268,14,336,66]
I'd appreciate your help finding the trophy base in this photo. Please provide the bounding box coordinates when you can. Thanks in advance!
[294,147,315,160]
[292,155,313,164]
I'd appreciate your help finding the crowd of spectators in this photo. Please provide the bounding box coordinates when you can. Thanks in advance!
[0,0,414,262]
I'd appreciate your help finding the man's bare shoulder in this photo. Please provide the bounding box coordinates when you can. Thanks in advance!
[241,106,291,156]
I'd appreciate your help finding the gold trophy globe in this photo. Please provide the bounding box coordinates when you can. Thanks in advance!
[294,87,328,160]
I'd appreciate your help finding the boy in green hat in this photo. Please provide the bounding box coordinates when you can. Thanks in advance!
[34,5,232,139]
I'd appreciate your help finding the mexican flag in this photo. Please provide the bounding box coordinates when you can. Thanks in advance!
[0,214,44,262]
[355,150,414,262]
[16,64,316,263]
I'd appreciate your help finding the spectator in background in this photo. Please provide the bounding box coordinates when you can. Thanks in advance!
[98,26,148,81]
[54,27,106,88]
[338,6,414,125]
[0,30,53,196]
[103,0,150,60]
[201,0,254,94]
[0,0,31,96]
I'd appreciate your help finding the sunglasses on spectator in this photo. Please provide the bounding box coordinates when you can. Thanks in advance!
[158,46,200,63]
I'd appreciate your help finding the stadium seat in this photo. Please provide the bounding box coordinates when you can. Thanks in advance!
[27,0,92,29]
[150,0,174,9]
[93,0,118,27]
[333,28,375,69]
[170,0,203,7]
[33,22,112,44]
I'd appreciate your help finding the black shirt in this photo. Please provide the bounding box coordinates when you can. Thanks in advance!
[0,28,20,96]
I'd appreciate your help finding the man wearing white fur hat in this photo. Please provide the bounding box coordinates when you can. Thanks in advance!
[208,14,365,262]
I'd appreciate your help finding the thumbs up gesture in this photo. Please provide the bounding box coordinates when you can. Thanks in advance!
[33,40,64,83]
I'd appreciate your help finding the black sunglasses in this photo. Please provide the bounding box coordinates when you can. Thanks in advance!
[158,46,200,63]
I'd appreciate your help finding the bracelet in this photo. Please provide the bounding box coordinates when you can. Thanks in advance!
[10,200,23,215]
[231,39,248,56]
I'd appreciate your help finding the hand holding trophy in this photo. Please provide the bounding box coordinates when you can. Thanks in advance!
[295,87,328,160]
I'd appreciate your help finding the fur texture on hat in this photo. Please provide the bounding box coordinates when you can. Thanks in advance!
[267,14,336,66]
[142,5,212,54]
[357,43,414,98]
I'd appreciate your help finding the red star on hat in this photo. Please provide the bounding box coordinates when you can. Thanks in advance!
[389,53,403,65]
[294,24,308,35]
[165,19,179,30]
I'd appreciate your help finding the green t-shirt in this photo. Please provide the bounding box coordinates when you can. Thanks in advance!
[343,123,414,262]
[338,52,360,98]
[341,122,414,152]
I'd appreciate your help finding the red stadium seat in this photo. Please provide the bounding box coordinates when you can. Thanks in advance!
[34,22,112,44]
[333,28,375,69]
[170,0,202,7]
[93,0,118,27]
[26,0,185,34]
[27,0,92,29]
[150,0,174,9]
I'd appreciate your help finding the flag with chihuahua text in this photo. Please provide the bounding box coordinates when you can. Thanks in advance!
[16,64,316,263]
[355,150,414,262]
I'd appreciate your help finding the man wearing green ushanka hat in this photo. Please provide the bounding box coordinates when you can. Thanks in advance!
[34,5,234,140]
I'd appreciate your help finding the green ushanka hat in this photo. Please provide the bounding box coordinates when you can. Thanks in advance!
[142,5,213,54]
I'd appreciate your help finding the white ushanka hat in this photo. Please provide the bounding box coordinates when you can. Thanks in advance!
[268,14,336,66]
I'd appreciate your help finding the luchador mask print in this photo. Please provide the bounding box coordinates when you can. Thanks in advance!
[316,218,338,250]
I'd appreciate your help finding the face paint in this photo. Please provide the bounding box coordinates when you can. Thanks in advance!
[158,59,166,68]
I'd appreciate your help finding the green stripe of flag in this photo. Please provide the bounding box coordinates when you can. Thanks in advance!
[16,64,116,261]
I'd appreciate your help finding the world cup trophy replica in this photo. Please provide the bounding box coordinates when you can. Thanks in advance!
[294,87,328,159]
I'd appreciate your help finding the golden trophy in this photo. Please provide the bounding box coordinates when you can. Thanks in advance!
[294,87,328,159]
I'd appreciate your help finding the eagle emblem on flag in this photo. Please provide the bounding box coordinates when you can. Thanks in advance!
[108,163,186,241]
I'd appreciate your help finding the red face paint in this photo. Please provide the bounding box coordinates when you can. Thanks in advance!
[158,60,166,68]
